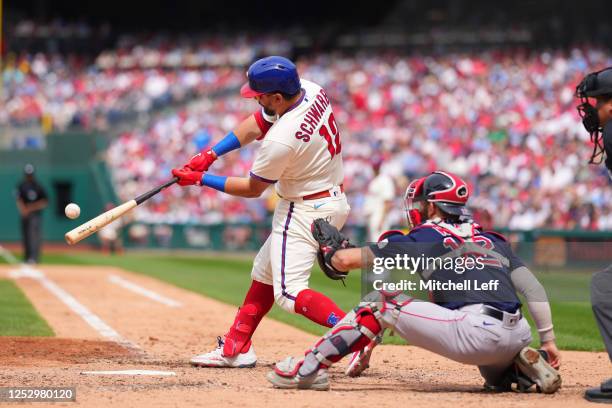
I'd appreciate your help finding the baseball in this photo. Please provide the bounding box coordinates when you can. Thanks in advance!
[65,203,81,219]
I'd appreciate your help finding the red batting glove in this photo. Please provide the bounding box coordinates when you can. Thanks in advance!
[172,167,204,186]
[186,148,217,171]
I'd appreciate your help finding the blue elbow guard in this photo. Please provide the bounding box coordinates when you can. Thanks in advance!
[211,131,241,157]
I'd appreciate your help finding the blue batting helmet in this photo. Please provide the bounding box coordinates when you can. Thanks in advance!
[240,56,301,98]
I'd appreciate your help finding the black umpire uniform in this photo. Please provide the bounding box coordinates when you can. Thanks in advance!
[576,67,612,403]
[15,164,48,264]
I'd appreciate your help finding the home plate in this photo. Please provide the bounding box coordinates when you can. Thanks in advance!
[81,370,176,376]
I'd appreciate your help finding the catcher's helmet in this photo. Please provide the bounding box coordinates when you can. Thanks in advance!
[240,56,301,98]
[404,171,470,228]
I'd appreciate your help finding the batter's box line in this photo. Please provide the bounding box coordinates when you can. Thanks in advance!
[108,274,183,308]
[10,264,145,356]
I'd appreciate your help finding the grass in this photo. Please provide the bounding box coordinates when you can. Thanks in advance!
[0,279,54,337]
[0,251,605,351]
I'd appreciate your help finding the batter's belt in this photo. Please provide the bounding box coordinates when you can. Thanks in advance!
[303,184,344,200]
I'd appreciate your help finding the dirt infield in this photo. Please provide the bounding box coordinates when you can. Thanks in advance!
[0,264,609,407]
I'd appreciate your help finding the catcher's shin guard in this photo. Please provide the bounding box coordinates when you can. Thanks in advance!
[297,303,384,378]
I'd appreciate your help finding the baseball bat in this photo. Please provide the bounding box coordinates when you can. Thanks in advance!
[64,177,178,245]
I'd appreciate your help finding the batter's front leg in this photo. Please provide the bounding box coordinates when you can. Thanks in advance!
[190,236,275,368]
[221,234,276,357]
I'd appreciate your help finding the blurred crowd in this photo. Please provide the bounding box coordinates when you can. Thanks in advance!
[8,19,114,55]
[2,25,610,230]
[107,97,270,225]
[298,49,612,230]
[96,34,291,70]
[11,19,111,42]
[1,52,245,131]
[0,30,295,133]
[108,47,612,231]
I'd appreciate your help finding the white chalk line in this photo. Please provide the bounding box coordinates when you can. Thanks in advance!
[81,370,176,376]
[0,244,19,265]
[9,265,140,351]
[108,274,183,308]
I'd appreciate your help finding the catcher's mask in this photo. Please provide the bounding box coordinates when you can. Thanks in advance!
[575,67,612,164]
[404,171,470,229]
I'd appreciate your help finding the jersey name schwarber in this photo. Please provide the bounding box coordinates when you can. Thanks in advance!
[294,88,332,143]
[250,79,344,199]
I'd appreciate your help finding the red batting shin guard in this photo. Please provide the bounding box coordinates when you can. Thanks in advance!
[294,289,346,328]
[223,280,274,357]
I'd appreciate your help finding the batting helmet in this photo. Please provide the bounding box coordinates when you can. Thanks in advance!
[404,171,471,228]
[240,56,301,98]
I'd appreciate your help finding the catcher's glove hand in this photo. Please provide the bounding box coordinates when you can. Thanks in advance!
[311,218,354,281]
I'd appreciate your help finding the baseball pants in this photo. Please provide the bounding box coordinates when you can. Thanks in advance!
[251,193,350,312]
[591,264,612,362]
[381,301,532,385]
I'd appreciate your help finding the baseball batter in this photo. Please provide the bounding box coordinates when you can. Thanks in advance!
[267,171,562,393]
[172,56,350,367]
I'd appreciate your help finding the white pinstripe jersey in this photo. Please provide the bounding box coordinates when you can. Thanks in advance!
[250,79,344,199]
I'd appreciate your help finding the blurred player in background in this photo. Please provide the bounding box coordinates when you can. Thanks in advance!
[576,66,612,404]
[15,164,48,264]
[363,158,396,242]
[172,56,350,368]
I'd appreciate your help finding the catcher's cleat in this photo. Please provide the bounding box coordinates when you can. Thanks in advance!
[190,336,257,368]
[345,333,383,377]
[483,382,513,393]
[514,347,561,394]
[266,357,330,391]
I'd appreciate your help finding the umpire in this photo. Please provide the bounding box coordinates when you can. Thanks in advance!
[576,67,612,403]
[15,164,48,264]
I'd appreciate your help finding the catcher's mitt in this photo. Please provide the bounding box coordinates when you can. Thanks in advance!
[311,218,354,280]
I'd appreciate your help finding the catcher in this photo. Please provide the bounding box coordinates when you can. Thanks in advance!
[266,171,562,393]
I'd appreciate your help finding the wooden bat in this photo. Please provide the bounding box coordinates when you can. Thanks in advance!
[65,178,178,245]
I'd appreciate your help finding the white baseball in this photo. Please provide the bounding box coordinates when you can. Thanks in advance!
[65,203,81,219]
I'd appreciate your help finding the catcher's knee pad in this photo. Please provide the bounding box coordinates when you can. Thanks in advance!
[357,290,413,328]
[298,303,384,378]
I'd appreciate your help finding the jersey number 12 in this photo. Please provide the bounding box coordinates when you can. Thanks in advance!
[319,113,342,158]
